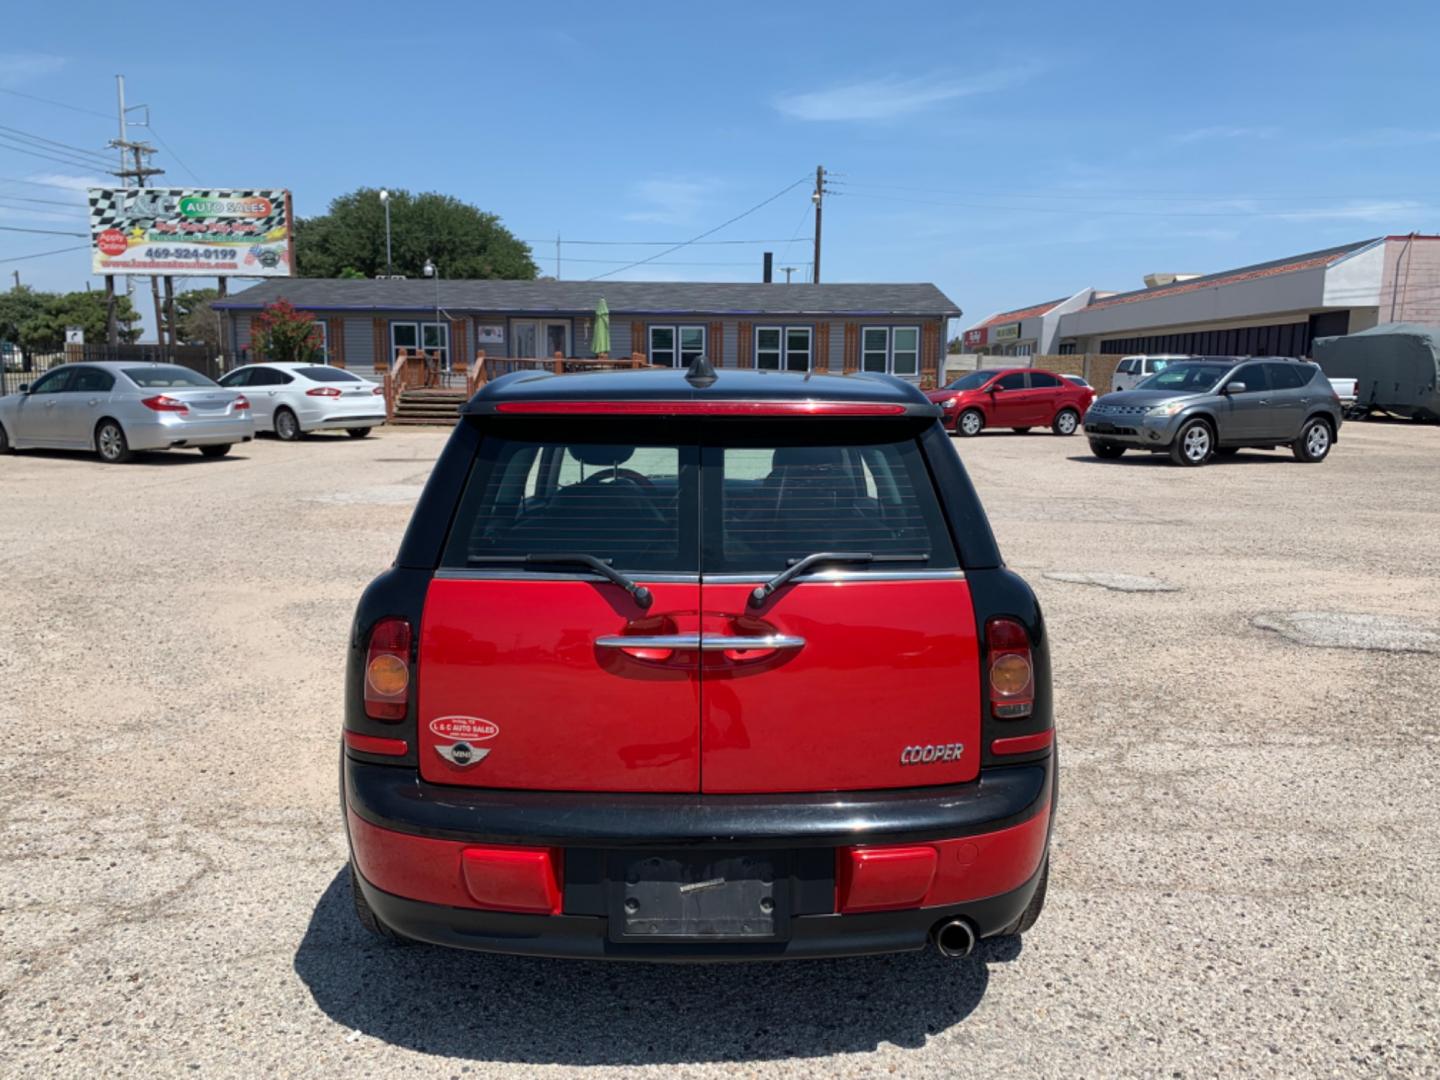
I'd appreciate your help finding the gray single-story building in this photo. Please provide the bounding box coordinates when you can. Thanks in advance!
[212,279,961,386]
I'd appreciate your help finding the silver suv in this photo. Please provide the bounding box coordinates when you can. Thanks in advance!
[1084,358,1343,467]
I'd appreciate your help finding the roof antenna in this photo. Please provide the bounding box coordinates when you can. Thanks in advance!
[685,354,718,388]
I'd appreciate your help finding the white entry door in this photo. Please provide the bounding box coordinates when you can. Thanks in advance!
[511,320,570,358]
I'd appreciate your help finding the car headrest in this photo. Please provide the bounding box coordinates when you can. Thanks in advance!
[771,446,845,469]
[569,444,635,467]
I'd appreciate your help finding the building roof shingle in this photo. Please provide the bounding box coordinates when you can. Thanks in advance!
[967,298,1068,331]
[213,278,960,317]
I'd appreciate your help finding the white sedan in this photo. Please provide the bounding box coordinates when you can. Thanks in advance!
[217,363,385,440]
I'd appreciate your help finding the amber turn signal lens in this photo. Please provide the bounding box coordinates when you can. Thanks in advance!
[989,653,1033,697]
[366,653,409,697]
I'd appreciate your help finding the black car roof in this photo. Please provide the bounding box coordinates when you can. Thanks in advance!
[462,365,939,416]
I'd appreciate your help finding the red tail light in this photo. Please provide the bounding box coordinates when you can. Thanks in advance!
[364,617,412,721]
[306,386,342,397]
[233,394,250,411]
[986,617,1034,719]
[141,395,189,413]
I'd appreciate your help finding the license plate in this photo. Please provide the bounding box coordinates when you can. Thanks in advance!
[608,851,790,942]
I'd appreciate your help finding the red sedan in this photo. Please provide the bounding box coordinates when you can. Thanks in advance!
[928,368,1095,437]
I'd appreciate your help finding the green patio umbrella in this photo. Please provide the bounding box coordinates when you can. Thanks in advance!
[592,297,611,356]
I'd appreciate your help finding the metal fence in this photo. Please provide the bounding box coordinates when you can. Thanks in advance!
[2,343,229,396]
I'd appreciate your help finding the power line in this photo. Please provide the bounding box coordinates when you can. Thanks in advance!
[0,86,113,120]
[836,189,1429,220]
[532,237,811,247]
[0,192,83,207]
[0,175,96,192]
[142,123,200,183]
[0,243,89,265]
[0,125,113,165]
[833,179,1433,203]
[0,135,113,173]
[0,223,89,237]
[588,176,811,281]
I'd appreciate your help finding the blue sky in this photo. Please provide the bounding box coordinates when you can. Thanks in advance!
[3,0,1438,338]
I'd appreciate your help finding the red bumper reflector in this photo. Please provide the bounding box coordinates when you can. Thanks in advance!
[836,846,938,913]
[990,730,1054,756]
[494,400,907,417]
[343,731,408,756]
[461,846,564,914]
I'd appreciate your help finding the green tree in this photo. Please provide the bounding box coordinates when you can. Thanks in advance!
[250,298,322,363]
[175,287,222,349]
[12,289,141,352]
[295,187,537,280]
[0,286,48,345]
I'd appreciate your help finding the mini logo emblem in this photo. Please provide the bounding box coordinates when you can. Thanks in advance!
[430,716,500,742]
[900,742,965,765]
[436,741,489,767]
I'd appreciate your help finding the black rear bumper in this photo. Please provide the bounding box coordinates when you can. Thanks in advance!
[343,757,1053,961]
[344,757,1051,848]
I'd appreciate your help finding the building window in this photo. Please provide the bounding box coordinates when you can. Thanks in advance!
[860,326,920,376]
[391,321,450,368]
[649,325,705,368]
[756,326,811,371]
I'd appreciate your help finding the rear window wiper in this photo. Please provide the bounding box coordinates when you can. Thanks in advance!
[466,553,652,609]
[748,551,929,608]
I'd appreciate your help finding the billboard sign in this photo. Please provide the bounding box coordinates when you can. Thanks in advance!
[89,188,293,277]
[992,323,1021,342]
[962,327,988,349]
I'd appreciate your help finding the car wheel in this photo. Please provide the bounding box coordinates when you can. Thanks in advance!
[1000,857,1049,937]
[198,444,231,458]
[273,407,302,441]
[346,427,372,439]
[1170,419,1214,466]
[349,861,408,943]
[957,409,985,437]
[1293,417,1333,463]
[1051,408,1080,436]
[95,419,132,464]
[1089,440,1125,459]
[0,421,10,454]
[1010,426,1033,433]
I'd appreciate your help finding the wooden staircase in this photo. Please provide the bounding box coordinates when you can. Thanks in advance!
[390,387,468,425]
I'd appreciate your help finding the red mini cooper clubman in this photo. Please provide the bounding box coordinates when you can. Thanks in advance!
[341,360,1055,961]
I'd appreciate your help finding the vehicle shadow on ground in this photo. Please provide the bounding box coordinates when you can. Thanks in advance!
[5,448,244,466]
[1065,451,1301,467]
[293,869,1017,1066]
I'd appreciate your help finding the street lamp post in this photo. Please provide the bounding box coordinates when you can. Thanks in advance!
[379,189,393,277]
[423,258,441,380]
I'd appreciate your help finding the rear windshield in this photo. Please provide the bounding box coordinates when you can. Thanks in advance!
[295,366,361,382]
[440,420,957,574]
[122,366,217,388]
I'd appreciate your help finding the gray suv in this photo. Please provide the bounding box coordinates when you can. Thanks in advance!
[1084,358,1343,467]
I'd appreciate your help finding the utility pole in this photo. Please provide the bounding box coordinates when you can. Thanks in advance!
[11,270,19,289]
[109,75,166,350]
[781,266,797,284]
[811,164,827,284]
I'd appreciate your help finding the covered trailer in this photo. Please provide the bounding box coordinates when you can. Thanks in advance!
[1313,323,1440,421]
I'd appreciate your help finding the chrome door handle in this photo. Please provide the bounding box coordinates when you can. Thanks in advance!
[596,633,806,651]
[1257,398,1270,405]
[44,401,56,408]
[87,398,99,405]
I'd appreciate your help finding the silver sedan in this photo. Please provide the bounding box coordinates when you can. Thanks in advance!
[0,362,254,464]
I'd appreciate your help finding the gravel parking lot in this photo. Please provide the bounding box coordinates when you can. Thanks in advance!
[2,420,1437,1078]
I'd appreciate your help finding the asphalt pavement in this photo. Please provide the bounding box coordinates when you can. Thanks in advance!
[1,420,1436,1078]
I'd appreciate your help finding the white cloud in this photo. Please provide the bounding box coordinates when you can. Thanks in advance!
[1270,200,1426,223]
[774,66,1040,122]
[1169,126,1277,144]
[621,179,719,225]
[0,53,66,88]
[24,171,106,192]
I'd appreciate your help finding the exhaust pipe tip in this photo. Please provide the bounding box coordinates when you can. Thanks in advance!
[932,917,977,959]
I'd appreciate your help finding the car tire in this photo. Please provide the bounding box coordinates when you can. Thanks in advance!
[274,407,302,441]
[1292,417,1333,463]
[1089,440,1125,459]
[346,427,372,439]
[1169,419,1214,467]
[1051,408,1080,436]
[350,861,408,943]
[95,419,133,464]
[0,421,11,454]
[957,409,985,437]
[1000,857,1049,937]
[198,444,231,458]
